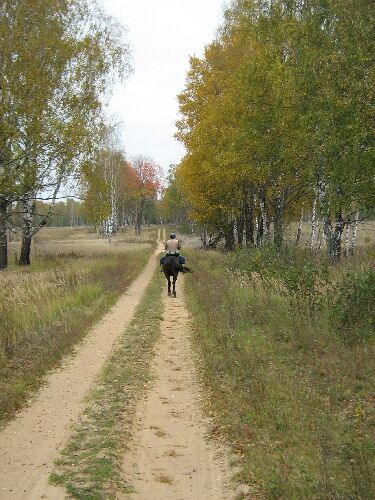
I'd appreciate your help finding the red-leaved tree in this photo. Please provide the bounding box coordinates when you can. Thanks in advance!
[125,156,163,235]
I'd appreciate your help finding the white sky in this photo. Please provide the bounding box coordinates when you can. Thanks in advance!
[102,0,226,172]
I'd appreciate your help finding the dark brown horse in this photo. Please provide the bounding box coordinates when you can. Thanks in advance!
[162,255,184,297]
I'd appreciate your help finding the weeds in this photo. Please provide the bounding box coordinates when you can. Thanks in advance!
[331,270,375,342]
[185,248,375,498]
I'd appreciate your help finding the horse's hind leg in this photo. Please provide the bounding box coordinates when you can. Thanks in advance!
[172,278,177,298]
[167,277,171,296]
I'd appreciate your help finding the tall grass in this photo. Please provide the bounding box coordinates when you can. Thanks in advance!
[185,248,375,498]
[0,227,157,424]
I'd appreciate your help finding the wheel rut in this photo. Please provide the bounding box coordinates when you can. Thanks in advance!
[121,277,233,499]
[0,238,162,500]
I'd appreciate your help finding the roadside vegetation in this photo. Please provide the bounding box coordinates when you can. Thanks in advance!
[0,227,157,424]
[185,246,374,498]
[50,268,164,499]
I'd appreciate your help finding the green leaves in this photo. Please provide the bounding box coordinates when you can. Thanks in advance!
[175,0,375,255]
[0,0,131,266]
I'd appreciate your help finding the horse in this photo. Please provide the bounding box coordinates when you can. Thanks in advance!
[162,255,184,297]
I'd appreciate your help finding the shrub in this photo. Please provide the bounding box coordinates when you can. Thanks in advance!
[227,246,330,314]
[331,270,375,342]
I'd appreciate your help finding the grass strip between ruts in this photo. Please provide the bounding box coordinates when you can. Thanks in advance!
[50,268,164,499]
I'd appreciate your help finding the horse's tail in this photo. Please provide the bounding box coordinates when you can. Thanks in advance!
[181,266,194,273]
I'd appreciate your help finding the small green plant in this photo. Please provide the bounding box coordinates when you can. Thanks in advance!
[331,270,375,342]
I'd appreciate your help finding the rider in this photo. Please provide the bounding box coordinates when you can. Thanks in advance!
[160,232,187,268]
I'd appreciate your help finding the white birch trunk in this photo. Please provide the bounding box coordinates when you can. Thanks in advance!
[310,191,318,249]
[350,212,360,256]
[259,197,268,237]
[296,206,304,246]
[8,228,18,264]
[317,225,324,250]
[344,223,350,257]
[253,192,259,246]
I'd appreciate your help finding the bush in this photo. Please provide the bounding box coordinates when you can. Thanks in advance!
[227,246,330,313]
[331,270,375,342]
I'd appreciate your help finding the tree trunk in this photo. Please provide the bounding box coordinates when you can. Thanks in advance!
[258,187,268,245]
[244,187,255,247]
[273,193,285,249]
[253,191,260,246]
[324,212,344,263]
[333,212,344,262]
[256,216,264,247]
[349,212,360,256]
[318,225,324,250]
[296,206,304,246]
[310,190,318,250]
[19,199,35,266]
[200,224,208,249]
[318,179,343,262]
[8,228,18,264]
[224,221,235,251]
[273,213,283,248]
[135,198,145,236]
[259,189,268,237]
[19,234,32,265]
[344,223,350,257]
[236,211,244,247]
[135,212,142,236]
[0,198,8,270]
[134,209,140,235]
[323,217,333,256]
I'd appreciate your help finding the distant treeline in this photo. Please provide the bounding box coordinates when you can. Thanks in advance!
[8,199,86,229]
[10,196,161,230]
[46,200,86,228]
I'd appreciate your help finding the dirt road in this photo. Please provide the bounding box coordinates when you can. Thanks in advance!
[122,277,233,499]
[0,237,162,500]
[0,228,234,499]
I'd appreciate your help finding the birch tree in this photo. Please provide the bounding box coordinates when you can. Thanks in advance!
[0,0,130,267]
[175,0,375,259]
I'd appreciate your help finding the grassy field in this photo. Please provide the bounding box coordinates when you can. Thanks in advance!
[184,244,374,499]
[0,226,157,425]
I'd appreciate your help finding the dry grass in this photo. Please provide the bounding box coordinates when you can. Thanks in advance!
[185,248,375,499]
[0,226,158,424]
[32,238,152,259]
[6,226,157,263]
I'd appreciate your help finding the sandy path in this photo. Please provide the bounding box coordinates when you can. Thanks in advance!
[0,234,162,500]
[122,277,234,500]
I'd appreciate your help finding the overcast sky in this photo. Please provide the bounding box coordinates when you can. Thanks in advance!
[102,0,226,171]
